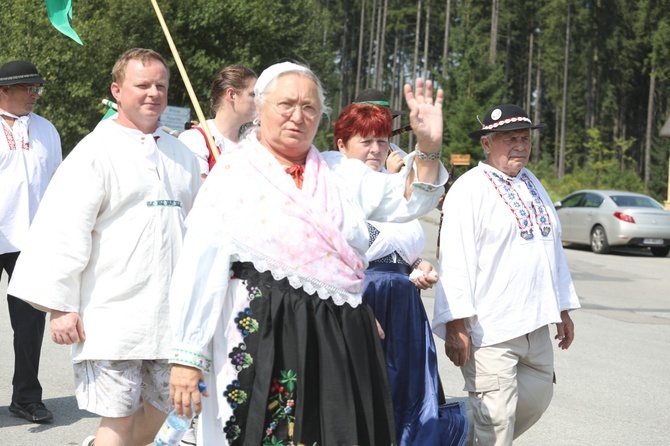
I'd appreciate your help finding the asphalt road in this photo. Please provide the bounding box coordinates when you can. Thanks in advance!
[420,209,670,446]
[1,208,669,445]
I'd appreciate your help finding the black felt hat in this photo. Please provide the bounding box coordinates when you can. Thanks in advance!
[0,60,48,86]
[353,88,404,117]
[468,104,545,140]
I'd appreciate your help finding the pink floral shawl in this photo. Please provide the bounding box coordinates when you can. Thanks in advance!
[187,131,367,305]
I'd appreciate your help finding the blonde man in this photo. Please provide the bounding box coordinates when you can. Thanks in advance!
[8,49,200,446]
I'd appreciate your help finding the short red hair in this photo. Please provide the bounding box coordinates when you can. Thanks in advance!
[334,104,393,148]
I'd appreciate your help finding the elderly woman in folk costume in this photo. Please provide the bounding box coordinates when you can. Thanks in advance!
[167,61,448,445]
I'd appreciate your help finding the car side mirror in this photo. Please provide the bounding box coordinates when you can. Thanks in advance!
[553,201,562,209]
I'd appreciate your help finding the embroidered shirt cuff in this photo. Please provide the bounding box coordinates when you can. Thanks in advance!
[406,151,449,191]
[169,346,212,373]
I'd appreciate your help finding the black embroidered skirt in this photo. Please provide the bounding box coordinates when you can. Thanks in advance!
[222,262,395,446]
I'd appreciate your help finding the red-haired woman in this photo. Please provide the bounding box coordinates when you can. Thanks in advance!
[334,103,469,446]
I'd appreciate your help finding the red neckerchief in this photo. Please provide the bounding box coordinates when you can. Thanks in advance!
[285,164,305,189]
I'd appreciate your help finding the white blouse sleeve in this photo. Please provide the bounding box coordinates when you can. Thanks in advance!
[432,177,479,340]
[168,167,236,372]
[324,151,449,222]
[7,145,104,313]
[168,228,232,372]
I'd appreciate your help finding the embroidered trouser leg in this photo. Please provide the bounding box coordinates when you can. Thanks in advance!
[461,325,554,446]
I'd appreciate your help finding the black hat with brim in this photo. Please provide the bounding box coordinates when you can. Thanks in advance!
[0,60,48,86]
[468,104,545,140]
[353,88,405,117]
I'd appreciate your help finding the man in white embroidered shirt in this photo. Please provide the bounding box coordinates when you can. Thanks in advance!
[7,49,201,445]
[433,104,581,445]
[0,60,61,423]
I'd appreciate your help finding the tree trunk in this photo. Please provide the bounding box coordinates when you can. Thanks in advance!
[583,28,594,167]
[585,46,599,169]
[554,107,561,172]
[423,3,430,79]
[558,2,571,179]
[585,9,594,131]
[372,0,383,88]
[375,0,389,88]
[592,47,598,129]
[532,48,542,164]
[413,0,422,80]
[645,71,655,189]
[391,32,400,146]
[503,22,511,103]
[338,14,348,112]
[489,0,500,64]
[355,0,366,97]
[410,1,422,151]
[391,32,399,105]
[322,0,330,47]
[525,30,534,112]
[397,31,407,114]
[442,0,452,78]
[366,0,378,89]
[612,118,624,172]
[623,123,628,172]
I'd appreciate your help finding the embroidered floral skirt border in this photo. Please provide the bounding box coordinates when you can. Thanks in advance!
[216,262,395,446]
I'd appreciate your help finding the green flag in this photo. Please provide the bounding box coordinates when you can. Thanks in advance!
[44,0,83,45]
[101,99,117,121]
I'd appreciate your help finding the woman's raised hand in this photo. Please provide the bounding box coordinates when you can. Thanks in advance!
[403,79,444,154]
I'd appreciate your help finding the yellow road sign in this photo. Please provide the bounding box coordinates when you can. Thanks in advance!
[450,154,471,166]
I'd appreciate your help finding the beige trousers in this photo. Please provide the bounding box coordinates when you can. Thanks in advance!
[462,325,555,446]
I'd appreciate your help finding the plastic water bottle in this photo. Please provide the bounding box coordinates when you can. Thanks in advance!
[154,381,206,446]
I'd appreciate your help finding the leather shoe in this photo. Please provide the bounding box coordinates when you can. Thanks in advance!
[9,401,53,422]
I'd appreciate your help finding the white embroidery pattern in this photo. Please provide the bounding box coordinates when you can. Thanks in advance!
[481,116,531,131]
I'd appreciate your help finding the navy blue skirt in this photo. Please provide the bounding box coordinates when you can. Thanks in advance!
[363,262,469,446]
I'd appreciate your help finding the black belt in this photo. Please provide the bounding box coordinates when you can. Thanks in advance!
[366,262,412,274]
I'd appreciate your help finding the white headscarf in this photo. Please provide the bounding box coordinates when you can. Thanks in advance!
[254,61,311,96]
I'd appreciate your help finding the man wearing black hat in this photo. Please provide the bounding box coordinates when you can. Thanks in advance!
[432,104,581,444]
[353,88,405,117]
[0,60,61,423]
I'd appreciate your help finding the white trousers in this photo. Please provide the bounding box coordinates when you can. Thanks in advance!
[462,325,555,446]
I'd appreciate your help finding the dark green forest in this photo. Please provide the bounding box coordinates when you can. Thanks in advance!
[2,0,669,203]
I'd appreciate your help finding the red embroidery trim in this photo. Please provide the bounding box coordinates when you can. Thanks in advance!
[1,119,29,151]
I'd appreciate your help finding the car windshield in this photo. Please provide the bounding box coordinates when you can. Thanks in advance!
[609,194,664,209]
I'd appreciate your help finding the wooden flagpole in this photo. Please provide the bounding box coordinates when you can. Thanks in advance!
[150,0,219,161]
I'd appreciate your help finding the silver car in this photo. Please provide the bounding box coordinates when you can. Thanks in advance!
[554,189,670,257]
